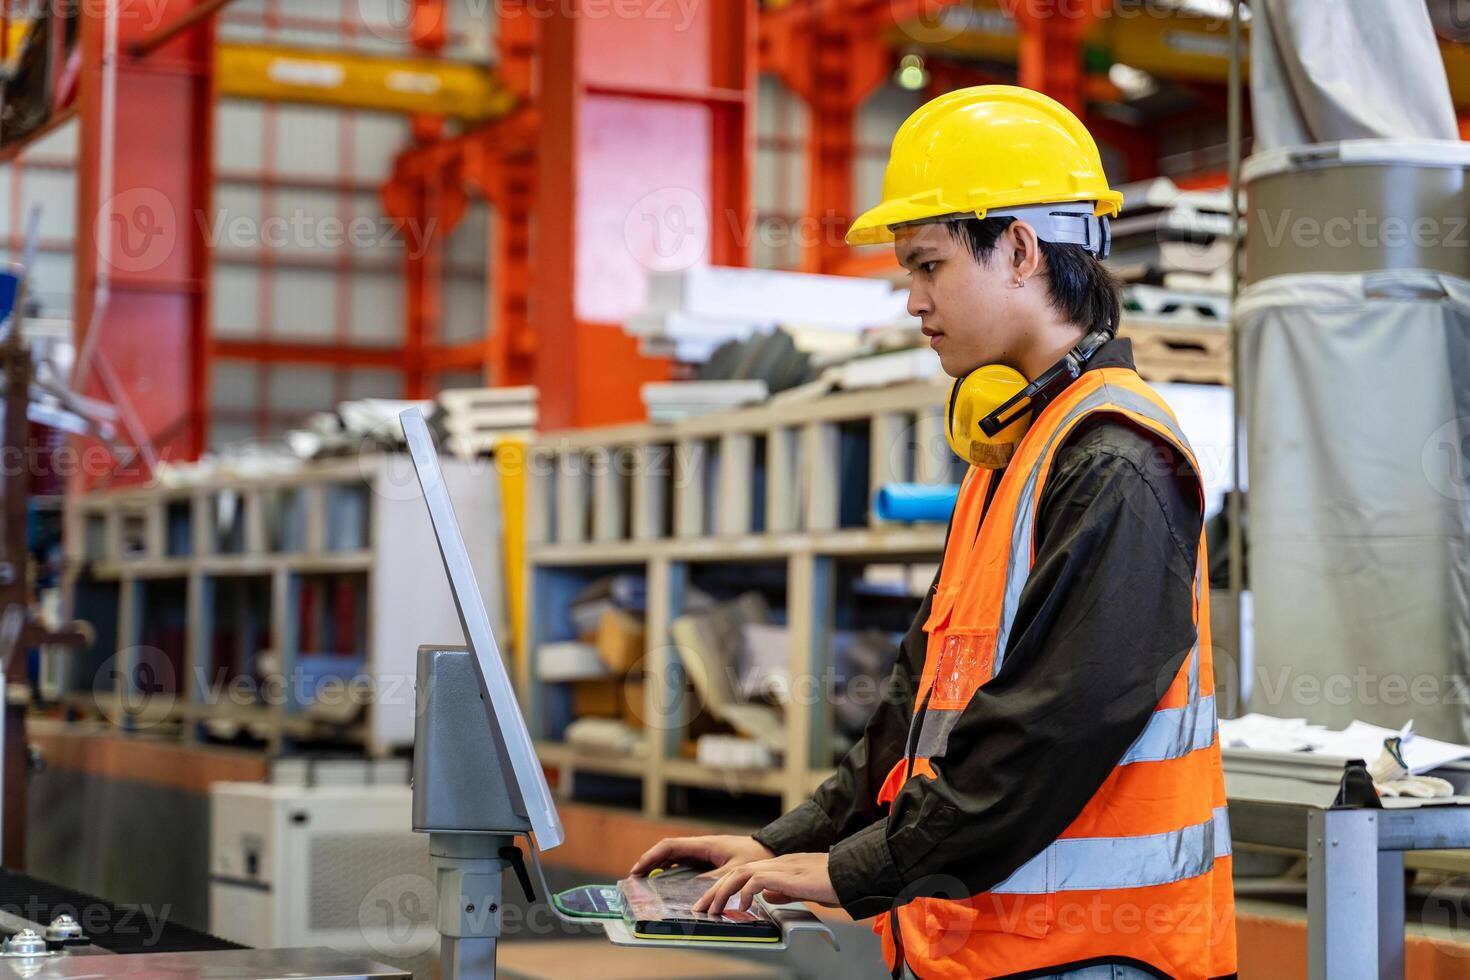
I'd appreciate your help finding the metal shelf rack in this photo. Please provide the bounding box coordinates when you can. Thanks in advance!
[523,379,957,817]
[61,454,505,756]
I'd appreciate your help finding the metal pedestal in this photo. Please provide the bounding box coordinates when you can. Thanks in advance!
[413,647,537,980]
[430,833,514,980]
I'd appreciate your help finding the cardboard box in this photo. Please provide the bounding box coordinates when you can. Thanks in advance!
[596,608,646,675]
[572,677,647,722]
[621,678,645,724]
[571,680,620,719]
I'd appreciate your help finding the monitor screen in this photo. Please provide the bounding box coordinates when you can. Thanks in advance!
[400,409,564,849]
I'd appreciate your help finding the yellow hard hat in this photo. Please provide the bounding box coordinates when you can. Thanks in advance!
[847,85,1124,248]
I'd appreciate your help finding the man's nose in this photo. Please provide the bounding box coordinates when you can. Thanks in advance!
[908,284,931,318]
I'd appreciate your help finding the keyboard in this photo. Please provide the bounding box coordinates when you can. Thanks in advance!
[616,870,780,942]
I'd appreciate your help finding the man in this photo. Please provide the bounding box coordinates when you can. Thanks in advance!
[632,86,1237,980]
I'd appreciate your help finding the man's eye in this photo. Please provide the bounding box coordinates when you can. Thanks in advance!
[920,261,938,274]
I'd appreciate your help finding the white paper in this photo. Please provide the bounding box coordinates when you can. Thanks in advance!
[1220,714,1470,774]
[1303,721,1470,775]
[1218,713,1322,752]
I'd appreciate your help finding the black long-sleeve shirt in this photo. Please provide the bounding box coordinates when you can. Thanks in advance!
[753,338,1205,922]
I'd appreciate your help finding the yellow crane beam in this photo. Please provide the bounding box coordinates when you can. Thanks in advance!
[215,42,517,121]
[1,20,514,120]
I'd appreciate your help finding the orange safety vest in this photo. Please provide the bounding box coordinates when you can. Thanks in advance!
[872,367,1237,980]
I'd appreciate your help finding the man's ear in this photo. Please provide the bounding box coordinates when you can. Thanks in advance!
[1007,220,1044,285]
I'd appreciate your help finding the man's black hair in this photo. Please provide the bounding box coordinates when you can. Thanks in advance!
[946,216,1121,337]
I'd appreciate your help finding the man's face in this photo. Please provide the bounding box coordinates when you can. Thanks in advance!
[895,222,1025,378]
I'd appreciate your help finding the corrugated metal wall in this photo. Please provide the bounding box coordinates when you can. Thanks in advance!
[0,123,77,322]
[856,83,923,218]
[753,73,807,270]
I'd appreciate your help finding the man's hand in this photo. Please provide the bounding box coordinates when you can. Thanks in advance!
[629,835,773,877]
[692,853,838,913]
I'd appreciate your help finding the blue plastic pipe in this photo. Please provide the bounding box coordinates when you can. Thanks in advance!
[874,483,960,523]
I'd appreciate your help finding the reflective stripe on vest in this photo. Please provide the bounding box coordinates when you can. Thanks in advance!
[992,805,1233,894]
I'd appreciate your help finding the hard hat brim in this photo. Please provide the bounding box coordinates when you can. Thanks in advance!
[845,190,1124,248]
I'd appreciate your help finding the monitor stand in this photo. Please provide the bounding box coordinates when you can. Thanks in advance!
[410,644,841,976]
[412,646,540,980]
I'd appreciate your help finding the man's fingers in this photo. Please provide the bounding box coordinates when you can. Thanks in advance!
[695,867,751,914]
[736,873,772,911]
[631,837,708,875]
[692,876,716,912]
[693,872,728,913]
[630,840,673,875]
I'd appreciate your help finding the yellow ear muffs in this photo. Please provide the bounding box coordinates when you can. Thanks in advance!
[945,364,1033,469]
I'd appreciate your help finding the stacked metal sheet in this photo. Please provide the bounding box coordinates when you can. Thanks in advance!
[1108,176,1236,301]
[435,385,538,456]
[626,265,915,362]
[641,379,770,423]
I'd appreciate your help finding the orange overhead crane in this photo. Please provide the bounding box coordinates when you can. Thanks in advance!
[53,0,1467,473]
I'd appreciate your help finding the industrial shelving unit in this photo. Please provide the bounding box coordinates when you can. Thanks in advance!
[523,379,959,817]
[60,455,505,756]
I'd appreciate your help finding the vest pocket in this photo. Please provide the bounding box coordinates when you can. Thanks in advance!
[963,889,1055,939]
[926,627,998,711]
[962,844,1056,939]
[900,886,1054,955]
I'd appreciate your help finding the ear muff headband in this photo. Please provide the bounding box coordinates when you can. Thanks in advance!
[947,328,1112,468]
[977,329,1110,437]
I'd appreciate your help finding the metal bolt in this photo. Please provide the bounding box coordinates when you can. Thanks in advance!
[488,903,498,914]
[5,930,46,956]
[465,904,475,913]
[45,914,82,943]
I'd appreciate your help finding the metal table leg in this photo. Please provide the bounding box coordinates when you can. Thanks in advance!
[1308,808,1383,980]
[1377,850,1406,980]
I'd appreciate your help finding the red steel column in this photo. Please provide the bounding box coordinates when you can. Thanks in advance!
[74,0,215,484]
[531,0,753,429]
[761,0,892,276]
[1003,0,1108,115]
[403,0,448,398]
[482,0,537,387]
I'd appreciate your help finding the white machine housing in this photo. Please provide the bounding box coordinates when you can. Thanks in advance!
[209,782,431,958]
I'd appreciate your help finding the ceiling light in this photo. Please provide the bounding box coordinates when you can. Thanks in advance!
[1108,62,1158,100]
[895,54,929,92]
